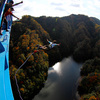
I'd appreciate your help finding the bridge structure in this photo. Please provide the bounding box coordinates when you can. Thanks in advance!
[0,0,14,100]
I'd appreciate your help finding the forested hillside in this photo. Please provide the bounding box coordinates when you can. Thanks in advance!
[34,14,100,62]
[34,14,100,99]
[10,14,100,100]
[10,16,50,100]
[78,57,100,99]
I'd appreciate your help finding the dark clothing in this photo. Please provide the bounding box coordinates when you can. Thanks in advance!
[0,4,12,30]
[4,18,8,30]
[4,4,12,13]
[1,2,13,30]
[2,3,12,20]
[3,10,12,30]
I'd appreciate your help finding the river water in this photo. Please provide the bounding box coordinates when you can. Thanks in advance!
[33,57,82,100]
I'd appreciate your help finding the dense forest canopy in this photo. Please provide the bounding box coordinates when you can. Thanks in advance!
[10,16,50,100]
[34,14,100,61]
[78,57,100,99]
[10,14,100,100]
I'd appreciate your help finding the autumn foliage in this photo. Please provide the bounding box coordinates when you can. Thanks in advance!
[10,16,49,100]
[78,58,100,100]
[9,15,100,100]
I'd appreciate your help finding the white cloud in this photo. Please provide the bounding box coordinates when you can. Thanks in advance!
[94,0,100,7]
[51,2,63,6]
[13,0,100,20]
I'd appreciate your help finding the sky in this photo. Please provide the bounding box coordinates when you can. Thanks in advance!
[13,0,100,20]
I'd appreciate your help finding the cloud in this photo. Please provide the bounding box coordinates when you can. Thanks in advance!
[13,0,100,20]
[51,2,63,6]
[94,0,100,7]
[70,4,80,7]
[55,7,66,11]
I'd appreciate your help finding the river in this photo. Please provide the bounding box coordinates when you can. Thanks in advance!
[33,57,83,100]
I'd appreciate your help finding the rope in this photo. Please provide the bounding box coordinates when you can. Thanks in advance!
[15,52,34,100]
[14,45,41,100]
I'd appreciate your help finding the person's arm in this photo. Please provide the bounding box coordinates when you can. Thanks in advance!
[56,43,61,46]
[57,43,61,46]
[12,1,23,7]
[54,44,59,46]
[47,39,49,42]
[12,14,20,20]
[53,43,61,46]
[47,39,51,44]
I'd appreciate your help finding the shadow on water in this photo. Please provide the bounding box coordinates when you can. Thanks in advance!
[33,57,83,100]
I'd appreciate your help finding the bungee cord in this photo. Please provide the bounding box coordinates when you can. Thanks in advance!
[14,42,60,100]
[15,52,34,100]
[15,44,40,100]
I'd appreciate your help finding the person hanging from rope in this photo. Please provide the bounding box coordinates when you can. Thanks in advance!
[47,39,60,49]
[36,39,61,50]
[0,0,23,35]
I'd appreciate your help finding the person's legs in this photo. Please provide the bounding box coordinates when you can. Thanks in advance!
[41,46,48,50]
[4,18,8,31]
[0,29,2,35]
